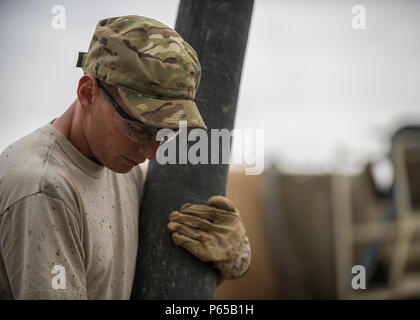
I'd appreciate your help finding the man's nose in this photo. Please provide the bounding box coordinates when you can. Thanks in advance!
[140,140,161,160]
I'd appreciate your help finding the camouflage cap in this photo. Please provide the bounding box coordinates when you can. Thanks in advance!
[76,15,207,130]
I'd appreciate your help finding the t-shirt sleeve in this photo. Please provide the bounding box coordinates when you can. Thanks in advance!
[0,192,88,299]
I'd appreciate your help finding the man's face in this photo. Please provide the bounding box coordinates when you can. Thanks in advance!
[84,79,161,173]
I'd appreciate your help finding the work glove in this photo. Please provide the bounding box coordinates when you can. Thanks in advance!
[167,195,251,280]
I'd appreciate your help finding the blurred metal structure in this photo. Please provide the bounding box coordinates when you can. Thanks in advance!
[260,166,307,298]
[255,126,420,299]
[260,168,338,299]
[216,126,420,299]
[338,126,420,299]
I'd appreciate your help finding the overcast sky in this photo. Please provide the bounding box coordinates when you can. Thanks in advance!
[0,0,419,180]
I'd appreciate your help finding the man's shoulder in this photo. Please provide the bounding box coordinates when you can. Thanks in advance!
[0,128,81,216]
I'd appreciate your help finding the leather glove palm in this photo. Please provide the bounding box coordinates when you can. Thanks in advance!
[167,195,251,280]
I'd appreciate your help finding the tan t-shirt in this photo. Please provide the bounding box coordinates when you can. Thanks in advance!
[0,122,143,299]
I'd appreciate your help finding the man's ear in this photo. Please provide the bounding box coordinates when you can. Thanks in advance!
[77,74,99,111]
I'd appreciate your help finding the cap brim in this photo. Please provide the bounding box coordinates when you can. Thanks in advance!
[118,86,207,131]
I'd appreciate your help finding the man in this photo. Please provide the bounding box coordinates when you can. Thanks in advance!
[0,15,250,299]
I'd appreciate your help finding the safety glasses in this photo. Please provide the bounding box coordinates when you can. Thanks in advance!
[96,79,178,145]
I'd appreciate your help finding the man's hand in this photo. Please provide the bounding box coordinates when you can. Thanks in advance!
[167,196,251,280]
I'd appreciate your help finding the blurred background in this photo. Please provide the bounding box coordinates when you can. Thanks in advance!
[1,0,419,299]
